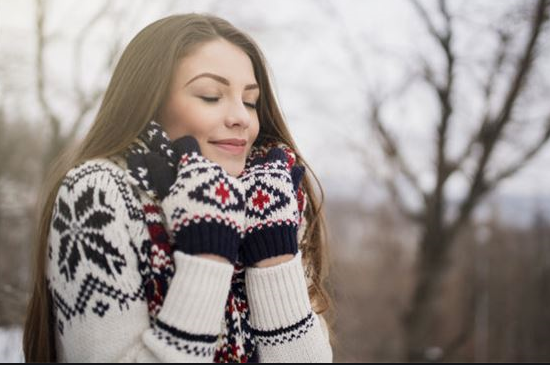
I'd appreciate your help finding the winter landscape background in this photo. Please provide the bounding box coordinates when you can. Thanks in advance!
[1,0,549,362]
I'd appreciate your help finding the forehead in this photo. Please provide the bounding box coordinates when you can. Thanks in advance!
[177,39,256,84]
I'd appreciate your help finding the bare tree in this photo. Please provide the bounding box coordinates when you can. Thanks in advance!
[320,0,550,361]
[34,0,124,168]
[399,1,549,361]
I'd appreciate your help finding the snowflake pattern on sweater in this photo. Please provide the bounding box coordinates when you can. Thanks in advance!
[46,156,332,362]
[52,185,125,282]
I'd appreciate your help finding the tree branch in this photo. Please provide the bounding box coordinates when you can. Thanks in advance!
[413,0,457,234]
[369,98,429,208]
[487,116,550,189]
[410,0,444,45]
[345,133,425,223]
[453,28,512,172]
[35,0,62,144]
[448,0,550,240]
[72,0,111,104]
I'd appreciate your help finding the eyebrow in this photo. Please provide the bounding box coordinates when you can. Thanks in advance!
[185,72,259,90]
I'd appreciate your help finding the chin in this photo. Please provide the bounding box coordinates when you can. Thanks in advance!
[219,160,244,177]
[225,165,244,178]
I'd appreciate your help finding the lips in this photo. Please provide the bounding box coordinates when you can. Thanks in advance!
[209,138,246,146]
[209,139,246,155]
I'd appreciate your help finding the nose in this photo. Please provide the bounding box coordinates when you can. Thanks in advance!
[225,98,252,129]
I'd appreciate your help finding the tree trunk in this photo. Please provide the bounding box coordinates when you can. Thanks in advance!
[402,228,452,362]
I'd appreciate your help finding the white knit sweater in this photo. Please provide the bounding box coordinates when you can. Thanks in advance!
[46,158,333,362]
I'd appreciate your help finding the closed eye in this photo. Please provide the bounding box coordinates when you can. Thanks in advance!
[200,96,220,103]
[199,96,256,110]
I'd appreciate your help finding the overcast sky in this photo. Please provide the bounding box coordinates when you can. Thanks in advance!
[1,0,549,220]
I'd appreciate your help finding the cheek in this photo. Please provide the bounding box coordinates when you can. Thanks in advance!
[162,97,216,140]
[247,114,260,139]
[252,119,260,139]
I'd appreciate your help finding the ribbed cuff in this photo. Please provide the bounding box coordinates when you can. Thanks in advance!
[241,223,298,267]
[156,251,234,335]
[172,221,241,264]
[244,250,312,331]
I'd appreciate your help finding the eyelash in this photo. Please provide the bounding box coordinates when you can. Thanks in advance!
[200,96,257,110]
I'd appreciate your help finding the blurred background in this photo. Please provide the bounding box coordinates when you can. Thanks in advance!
[1,0,550,362]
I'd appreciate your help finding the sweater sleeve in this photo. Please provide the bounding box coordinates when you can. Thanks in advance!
[244,250,333,362]
[46,162,233,362]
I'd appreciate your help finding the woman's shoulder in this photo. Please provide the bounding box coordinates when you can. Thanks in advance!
[47,157,149,331]
[58,156,144,221]
[63,156,127,187]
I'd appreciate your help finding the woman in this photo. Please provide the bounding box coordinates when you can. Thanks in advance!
[23,13,334,362]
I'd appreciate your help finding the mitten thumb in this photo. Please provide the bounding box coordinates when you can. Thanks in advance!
[171,135,202,162]
[143,152,176,200]
[291,164,305,193]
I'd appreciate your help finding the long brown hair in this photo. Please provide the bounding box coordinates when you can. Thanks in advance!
[23,13,335,362]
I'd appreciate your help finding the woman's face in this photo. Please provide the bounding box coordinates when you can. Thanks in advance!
[158,38,261,177]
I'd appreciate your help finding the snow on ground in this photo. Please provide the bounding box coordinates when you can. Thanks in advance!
[0,326,24,363]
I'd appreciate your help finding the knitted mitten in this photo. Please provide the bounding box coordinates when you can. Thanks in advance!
[144,135,246,264]
[238,143,305,267]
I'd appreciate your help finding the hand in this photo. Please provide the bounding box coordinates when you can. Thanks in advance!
[144,135,246,265]
[238,143,305,267]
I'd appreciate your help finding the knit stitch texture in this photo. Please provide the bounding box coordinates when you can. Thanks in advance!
[46,123,332,362]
